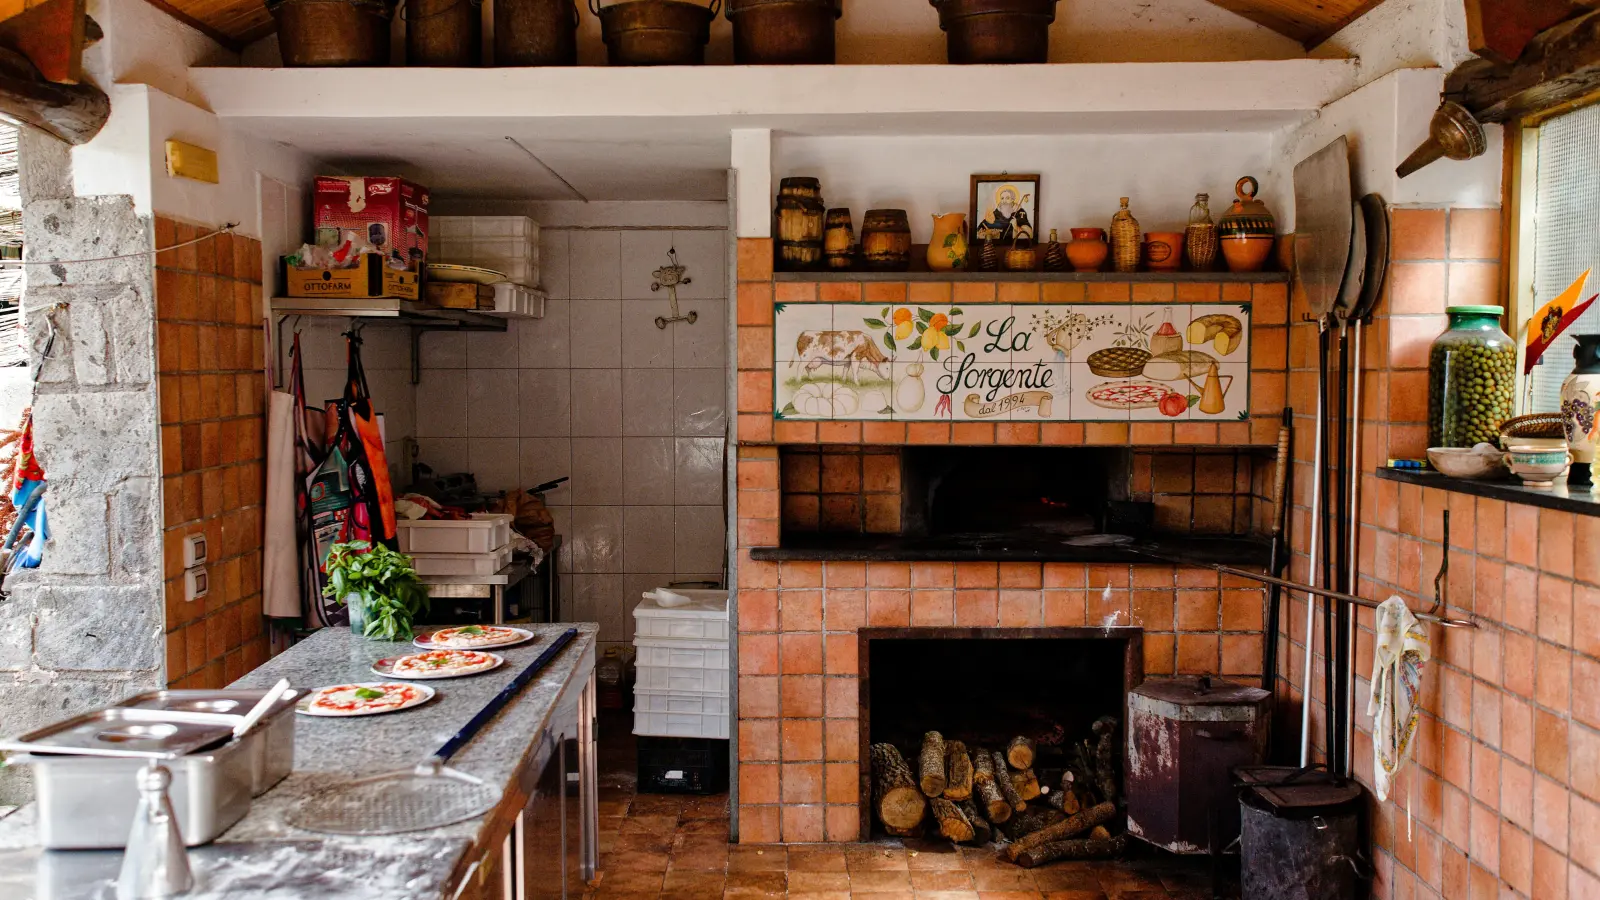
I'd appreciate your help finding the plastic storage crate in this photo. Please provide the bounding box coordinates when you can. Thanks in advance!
[634,636,729,672]
[632,689,729,739]
[636,736,729,795]
[408,543,512,576]
[635,664,728,695]
[396,513,512,555]
[430,216,540,287]
[633,589,729,642]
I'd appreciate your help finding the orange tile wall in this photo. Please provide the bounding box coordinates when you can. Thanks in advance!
[154,217,271,689]
[1277,208,1600,899]
[733,238,1273,843]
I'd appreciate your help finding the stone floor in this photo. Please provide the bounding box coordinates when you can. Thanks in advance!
[590,713,1227,899]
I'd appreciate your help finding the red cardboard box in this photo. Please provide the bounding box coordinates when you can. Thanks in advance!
[312,176,430,271]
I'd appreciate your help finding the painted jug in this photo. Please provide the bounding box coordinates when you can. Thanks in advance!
[927,213,969,271]
[1217,176,1275,273]
[1560,334,1600,487]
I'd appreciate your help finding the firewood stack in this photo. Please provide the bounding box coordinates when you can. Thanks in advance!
[867,715,1124,868]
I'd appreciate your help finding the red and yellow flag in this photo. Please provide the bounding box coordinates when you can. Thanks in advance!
[1525,269,1596,374]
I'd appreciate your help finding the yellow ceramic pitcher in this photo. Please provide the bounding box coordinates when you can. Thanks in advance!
[927,213,968,271]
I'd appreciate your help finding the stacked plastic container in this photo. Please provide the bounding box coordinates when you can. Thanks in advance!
[632,588,730,739]
[430,216,541,287]
[395,513,515,576]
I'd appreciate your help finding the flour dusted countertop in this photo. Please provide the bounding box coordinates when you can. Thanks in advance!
[0,623,598,899]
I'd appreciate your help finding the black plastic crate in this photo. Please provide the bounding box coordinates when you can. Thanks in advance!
[636,736,729,795]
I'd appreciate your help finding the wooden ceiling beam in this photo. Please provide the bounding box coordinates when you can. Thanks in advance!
[1464,0,1590,65]
[0,0,87,84]
[1447,7,1600,123]
[1202,0,1388,47]
[0,46,107,144]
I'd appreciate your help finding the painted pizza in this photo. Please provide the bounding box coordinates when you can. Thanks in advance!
[299,682,433,717]
[1086,380,1176,410]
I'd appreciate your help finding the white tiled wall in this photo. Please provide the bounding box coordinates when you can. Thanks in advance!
[414,226,730,646]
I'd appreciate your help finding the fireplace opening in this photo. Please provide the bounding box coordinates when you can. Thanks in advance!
[859,627,1143,841]
[903,445,1126,537]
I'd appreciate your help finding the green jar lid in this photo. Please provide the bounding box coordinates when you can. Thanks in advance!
[1446,305,1504,315]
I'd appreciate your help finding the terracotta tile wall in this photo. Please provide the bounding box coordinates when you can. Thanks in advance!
[154,217,270,689]
[733,238,1270,843]
[1133,448,1272,536]
[1277,209,1600,899]
[779,446,902,534]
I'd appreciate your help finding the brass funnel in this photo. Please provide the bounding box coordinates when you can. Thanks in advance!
[1397,101,1488,179]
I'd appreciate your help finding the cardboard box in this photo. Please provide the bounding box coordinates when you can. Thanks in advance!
[285,254,419,301]
[426,282,496,309]
[313,176,430,271]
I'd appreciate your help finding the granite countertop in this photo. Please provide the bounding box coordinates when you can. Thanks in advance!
[0,622,598,899]
[750,531,1273,567]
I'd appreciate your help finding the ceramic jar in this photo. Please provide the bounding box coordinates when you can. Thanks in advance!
[1067,227,1108,272]
[1560,334,1600,487]
[860,208,912,271]
[1144,231,1184,272]
[774,177,825,271]
[1109,198,1141,273]
[1217,176,1275,273]
[927,212,969,271]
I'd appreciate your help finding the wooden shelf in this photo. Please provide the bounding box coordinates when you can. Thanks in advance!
[771,270,1291,283]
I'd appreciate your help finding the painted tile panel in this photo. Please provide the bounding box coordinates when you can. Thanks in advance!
[773,301,1252,423]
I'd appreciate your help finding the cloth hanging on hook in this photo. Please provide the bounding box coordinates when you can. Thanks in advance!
[1369,594,1430,836]
[6,411,46,569]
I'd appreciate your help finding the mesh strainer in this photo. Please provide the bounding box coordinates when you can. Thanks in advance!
[287,628,578,836]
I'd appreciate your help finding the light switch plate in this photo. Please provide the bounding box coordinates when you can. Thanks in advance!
[185,566,208,602]
[183,533,207,567]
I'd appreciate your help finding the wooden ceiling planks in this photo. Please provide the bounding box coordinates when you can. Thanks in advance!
[1203,0,1387,47]
[137,0,262,49]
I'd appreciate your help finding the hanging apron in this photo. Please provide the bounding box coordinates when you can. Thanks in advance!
[262,385,301,620]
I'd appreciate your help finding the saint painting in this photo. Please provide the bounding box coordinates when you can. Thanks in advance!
[970,174,1040,245]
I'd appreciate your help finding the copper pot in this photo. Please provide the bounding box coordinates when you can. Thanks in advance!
[725,0,840,64]
[592,0,717,65]
[496,0,579,65]
[407,0,480,65]
[929,0,1057,64]
[269,0,395,66]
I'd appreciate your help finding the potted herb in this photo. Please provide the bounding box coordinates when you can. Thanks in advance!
[322,540,429,641]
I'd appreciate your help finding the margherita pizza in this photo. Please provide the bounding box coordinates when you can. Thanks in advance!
[414,625,532,650]
[299,682,433,717]
[1086,380,1175,410]
[375,649,503,679]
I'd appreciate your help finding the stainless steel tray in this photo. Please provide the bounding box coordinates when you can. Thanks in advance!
[0,709,233,760]
[117,689,300,796]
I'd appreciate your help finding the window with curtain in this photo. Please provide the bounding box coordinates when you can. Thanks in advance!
[1526,101,1600,412]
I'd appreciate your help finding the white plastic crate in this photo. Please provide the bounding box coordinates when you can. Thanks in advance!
[396,513,512,555]
[636,664,728,695]
[408,543,513,577]
[430,216,540,288]
[633,690,730,739]
[634,636,729,671]
[633,589,729,642]
[488,282,546,318]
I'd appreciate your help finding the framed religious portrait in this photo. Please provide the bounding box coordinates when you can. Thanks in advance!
[970,173,1040,246]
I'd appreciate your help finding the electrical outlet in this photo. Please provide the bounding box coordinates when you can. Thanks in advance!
[183,533,207,568]
[185,566,208,602]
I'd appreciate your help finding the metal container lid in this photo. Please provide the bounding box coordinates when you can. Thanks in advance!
[1237,766,1364,818]
[0,709,234,760]
[1129,676,1270,721]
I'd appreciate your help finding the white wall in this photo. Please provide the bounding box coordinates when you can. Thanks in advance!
[84,0,239,106]
[1312,0,1474,87]
[411,202,730,648]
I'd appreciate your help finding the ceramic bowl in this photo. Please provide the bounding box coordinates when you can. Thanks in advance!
[1505,444,1572,488]
[1498,435,1566,452]
[1427,447,1507,479]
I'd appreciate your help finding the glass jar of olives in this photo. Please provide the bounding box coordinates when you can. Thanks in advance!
[1428,305,1516,448]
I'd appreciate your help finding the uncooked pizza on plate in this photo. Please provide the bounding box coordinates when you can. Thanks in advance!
[372,649,505,679]
[413,625,535,651]
[297,681,436,717]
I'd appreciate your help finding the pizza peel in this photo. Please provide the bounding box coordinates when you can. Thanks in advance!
[287,628,578,836]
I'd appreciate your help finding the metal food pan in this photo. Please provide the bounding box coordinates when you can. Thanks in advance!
[0,708,233,760]
[117,689,300,796]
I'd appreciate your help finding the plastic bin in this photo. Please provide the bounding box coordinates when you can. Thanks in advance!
[633,689,730,739]
[634,636,729,671]
[396,513,512,555]
[408,543,513,576]
[633,589,730,642]
[636,736,729,795]
[636,664,728,695]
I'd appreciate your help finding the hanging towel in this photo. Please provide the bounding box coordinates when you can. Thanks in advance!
[1369,595,1430,819]
[262,388,300,619]
[7,410,46,568]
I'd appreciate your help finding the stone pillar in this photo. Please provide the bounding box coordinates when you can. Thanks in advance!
[0,185,164,803]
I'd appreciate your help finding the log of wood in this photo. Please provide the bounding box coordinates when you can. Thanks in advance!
[956,798,991,845]
[1003,801,1116,861]
[885,822,922,838]
[1045,772,1080,814]
[0,48,105,145]
[929,796,974,843]
[1011,768,1041,801]
[998,805,1066,842]
[944,740,974,801]
[972,751,1011,823]
[1089,825,1111,840]
[919,731,948,797]
[992,750,1026,813]
[1014,834,1128,868]
[1448,9,1600,123]
[1006,736,1035,770]
[1091,717,1118,805]
[870,742,927,831]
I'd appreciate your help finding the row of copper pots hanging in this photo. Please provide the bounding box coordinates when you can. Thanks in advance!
[776,176,1278,274]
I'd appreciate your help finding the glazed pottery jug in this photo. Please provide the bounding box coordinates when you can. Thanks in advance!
[823,208,855,270]
[927,213,969,271]
[1561,334,1600,487]
[1109,198,1141,273]
[1144,231,1184,272]
[1217,176,1275,273]
[1067,228,1108,272]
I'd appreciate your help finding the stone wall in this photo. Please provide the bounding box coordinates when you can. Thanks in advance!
[0,134,165,803]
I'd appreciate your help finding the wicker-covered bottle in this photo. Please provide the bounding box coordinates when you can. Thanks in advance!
[1185,193,1217,272]
[1042,228,1067,271]
[977,235,1000,272]
[1110,197,1141,273]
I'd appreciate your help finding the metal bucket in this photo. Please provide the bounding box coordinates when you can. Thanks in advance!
[592,0,717,66]
[725,0,839,64]
[268,0,395,67]
[496,0,579,65]
[406,0,480,65]
[929,0,1057,64]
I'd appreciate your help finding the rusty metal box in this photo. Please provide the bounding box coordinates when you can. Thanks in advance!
[1125,675,1270,854]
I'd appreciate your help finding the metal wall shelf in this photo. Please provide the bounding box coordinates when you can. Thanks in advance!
[269,297,508,385]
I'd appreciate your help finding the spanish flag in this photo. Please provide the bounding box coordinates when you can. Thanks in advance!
[1524,269,1596,375]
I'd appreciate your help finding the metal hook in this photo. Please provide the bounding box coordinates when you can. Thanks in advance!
[1428,509,1449,617]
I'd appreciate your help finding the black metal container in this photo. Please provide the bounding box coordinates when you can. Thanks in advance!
[1237,768,1365,900]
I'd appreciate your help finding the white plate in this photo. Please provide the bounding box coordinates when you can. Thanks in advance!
[427,263,506,285]
[371,650,505,680]
[413,626,537,651]
[297,682,436,717]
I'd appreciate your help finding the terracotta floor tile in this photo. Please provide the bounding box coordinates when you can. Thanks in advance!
[727,846,788,872]
[722,870,787,897]
[790,870,854,891]
[603,851,671,873]
[789,893,854,900]
[851,869,915,892]
[619,814,680,835]
[675,817,728,835]
[661,869,724,893]
[1039,892,1109,900]
[916,892,983,900]
[974,892,1046,900]
[630,795,687,815]
[669,845,730,871]
[789,847,850,871]
[594,869,666,893]
[910,869,977,891]
[972,869,1037,891]
[613,832,675,855]
[907,847,969,870]
[848,847,913,870]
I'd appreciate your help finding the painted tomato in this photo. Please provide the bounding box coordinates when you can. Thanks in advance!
[1159,393,1188,417]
